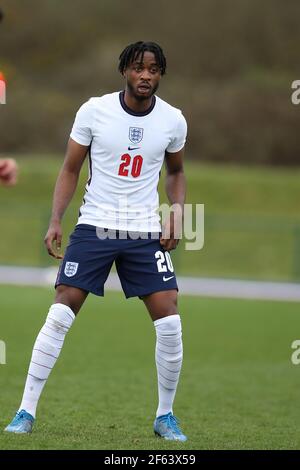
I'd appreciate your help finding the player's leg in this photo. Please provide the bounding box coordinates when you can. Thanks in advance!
[54,284,89,315]
[142,288,178,321]
[142,289,182,417]
[6,224,117,433]
[116,237,186,440]
[142,289,187,441]
[5,285,88,433]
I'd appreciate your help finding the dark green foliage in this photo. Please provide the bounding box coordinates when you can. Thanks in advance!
[0,0,299,164]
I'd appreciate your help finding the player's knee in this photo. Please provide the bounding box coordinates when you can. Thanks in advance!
[160,305,178,318]
[45,303,75,334]
[154,314,182,349]
[54,285,85,315]
[160,296,178,317]
[159,314,181,333]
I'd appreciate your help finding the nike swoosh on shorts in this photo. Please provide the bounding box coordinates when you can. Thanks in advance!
[163,276,175,282]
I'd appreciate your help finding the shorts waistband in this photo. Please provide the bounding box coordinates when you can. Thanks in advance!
[76,224,161,240]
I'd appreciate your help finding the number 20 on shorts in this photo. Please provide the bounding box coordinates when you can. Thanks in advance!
[155,251,174,273]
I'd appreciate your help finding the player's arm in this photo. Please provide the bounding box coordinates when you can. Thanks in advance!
[44,138,89,259]
[160,148,186,251]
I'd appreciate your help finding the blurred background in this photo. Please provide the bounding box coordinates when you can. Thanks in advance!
[0,0,300,281]
[1,0,300,451]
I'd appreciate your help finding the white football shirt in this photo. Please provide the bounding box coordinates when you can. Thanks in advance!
[70,91,187,232]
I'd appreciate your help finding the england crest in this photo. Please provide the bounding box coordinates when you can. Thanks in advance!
[129,127,144,144]
[64,261,79,277]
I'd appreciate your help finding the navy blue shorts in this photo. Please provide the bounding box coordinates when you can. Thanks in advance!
[55,224,178,298]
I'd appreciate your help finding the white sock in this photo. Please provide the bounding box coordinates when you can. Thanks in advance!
[154,314,183,417]
[19,303,75,418]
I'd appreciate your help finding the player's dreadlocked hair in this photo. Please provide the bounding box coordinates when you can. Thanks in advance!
[118,41,166,76]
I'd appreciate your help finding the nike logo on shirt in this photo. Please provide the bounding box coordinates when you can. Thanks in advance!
[128,146,140,151]
[163,275,175,282]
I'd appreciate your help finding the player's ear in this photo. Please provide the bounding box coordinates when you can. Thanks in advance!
[122,66,129,79]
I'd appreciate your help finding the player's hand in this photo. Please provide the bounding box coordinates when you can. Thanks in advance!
[44,220,63,259]
[160,211,182,251]
[0,158,18,186]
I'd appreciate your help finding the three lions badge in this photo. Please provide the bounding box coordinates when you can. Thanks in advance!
[64,262,79,277]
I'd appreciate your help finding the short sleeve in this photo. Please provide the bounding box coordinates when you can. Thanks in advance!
[70,101,93,146]
[166,113,187,153]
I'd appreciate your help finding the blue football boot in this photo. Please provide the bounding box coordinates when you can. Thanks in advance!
[154,412,187,441]
[4,409,34,434]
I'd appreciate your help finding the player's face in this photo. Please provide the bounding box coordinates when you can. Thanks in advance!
[124,51,161,101]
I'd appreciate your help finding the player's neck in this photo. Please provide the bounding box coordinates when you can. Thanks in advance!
[123,90,154,114]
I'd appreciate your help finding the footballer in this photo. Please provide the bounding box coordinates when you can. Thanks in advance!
[5,41,188,441]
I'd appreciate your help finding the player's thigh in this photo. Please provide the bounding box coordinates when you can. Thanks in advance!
[142,289,178,321]
[56,224,117,298]
[55,284,88,315]
[116,238,178,299]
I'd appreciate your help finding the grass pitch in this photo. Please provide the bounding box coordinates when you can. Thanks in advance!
[0,286,300,450]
